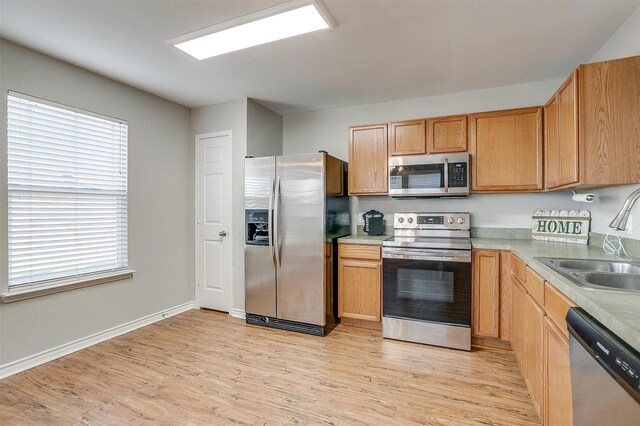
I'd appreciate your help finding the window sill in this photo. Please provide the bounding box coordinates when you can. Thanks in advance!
[1,269,135,303]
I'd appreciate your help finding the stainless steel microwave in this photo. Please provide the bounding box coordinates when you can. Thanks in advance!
[388,153,470,198]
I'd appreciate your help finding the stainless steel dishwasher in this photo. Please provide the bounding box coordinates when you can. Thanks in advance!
[567,308,640,425]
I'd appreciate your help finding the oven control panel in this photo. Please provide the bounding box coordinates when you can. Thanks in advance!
[394,212,470,230]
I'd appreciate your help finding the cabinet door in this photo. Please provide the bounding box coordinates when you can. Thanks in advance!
[545,94,561,189]
[426,114,467,153]
[472,250,500,338]
[499,251,512,341]
[544,317,573,426]
[389,120,425,156]
[348,124,388,195]
[580,56,640,186]
[557,71,578,187]
[469,107,543,192]
[338,259,381,321]
[525,293,545,420]
[511,277,527,371]
[325,243,334,319]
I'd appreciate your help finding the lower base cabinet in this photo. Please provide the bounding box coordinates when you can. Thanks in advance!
[508,255,576,425]
[338,244,382,323]
[471,249,512,346]
[525,293,545,419]
[511,277,527,369]
[544,317,573,426]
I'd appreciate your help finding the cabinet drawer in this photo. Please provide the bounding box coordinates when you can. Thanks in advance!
[511,254,527,283]
[339,244,381,261]
[544,282,577,340]
[525,267,545,306]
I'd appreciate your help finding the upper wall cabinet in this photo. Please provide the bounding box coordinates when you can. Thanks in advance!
[349,124,388,195]
[426,114,468,153]
[578,55,640,187]
[389,119,426,156]
[469,107,544,192]
[545,71,579,190]
[545,55,640,189]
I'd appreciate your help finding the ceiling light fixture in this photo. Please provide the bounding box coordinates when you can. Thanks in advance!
[167,0,335,60]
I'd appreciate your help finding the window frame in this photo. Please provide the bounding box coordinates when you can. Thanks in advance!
[2,91,134,303]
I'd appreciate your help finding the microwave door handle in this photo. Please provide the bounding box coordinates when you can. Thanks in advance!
[444,158,449,193]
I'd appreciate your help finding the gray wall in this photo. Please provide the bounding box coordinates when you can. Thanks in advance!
[0,40,194,365]
[588,6,640,241]
[247,99,283,157]
[283,79,584,232]
[191,99,247,315]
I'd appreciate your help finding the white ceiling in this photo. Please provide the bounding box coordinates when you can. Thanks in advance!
[1,0,638,115]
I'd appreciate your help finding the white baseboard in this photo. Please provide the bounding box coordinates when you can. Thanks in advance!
[230,308,246,319]
[0,301,195,380]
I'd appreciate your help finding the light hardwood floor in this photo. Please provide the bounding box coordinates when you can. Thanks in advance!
[0,310,540,425]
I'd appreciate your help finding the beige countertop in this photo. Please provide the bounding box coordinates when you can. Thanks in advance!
[472,238,640,352]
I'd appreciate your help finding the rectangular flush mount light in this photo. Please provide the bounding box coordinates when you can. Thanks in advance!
[168,0,334,60]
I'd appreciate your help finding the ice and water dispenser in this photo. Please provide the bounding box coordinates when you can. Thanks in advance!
[245,209,270,245]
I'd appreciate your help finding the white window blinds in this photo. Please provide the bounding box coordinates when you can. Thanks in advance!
[7,92,128,288]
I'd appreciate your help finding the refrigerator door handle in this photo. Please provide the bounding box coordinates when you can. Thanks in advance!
[268,177,275,268]
[274,176,281,269]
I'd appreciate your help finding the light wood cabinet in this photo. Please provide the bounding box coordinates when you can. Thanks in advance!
[389,120,425,156]
[545,94,560,188]
[545,71,579,190]
[544,317,573,426]
[544,55,640,189]
[472,250,512,347]
[338,244,382,323]
[525,293,545,420]
[525,266,545,307]
[472,250,500,339]
[544,282,577,340]
[579,56,640,186]
[508,254,578,425]
[348,124,388,195]
[511,276,527,372]
[426,114,467,153]
[325,243,334,318]
[499,252,512,342]
[511,265,545,420]
[469,107,543,192]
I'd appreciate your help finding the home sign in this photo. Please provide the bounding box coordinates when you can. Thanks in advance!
[531,210,590,244]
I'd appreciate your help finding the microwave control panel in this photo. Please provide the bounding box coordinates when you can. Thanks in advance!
[448,162,468,188]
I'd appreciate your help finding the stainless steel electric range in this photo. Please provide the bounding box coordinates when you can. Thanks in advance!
[382,212,471,351]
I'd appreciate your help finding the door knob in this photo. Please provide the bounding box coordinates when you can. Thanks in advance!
[219,231,227,237]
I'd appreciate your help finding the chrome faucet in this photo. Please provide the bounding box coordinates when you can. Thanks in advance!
[609,187,640,231]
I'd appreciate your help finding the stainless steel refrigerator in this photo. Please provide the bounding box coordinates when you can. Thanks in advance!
[244,152,349,336]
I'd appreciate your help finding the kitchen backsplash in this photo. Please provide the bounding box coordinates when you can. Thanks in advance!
[350,191,581,233]
[588,233,640,259]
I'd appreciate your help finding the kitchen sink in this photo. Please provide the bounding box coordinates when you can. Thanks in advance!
[536,257,640,293]
[579,272,640,291]
[554,259,640,274]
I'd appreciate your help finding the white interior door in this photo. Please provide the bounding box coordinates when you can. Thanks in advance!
[196,132,232,312]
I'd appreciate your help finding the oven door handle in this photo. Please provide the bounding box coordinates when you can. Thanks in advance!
[382,252,471,263]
